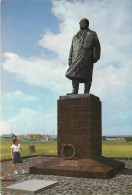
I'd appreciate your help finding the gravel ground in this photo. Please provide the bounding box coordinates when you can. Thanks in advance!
[1,156,132,195]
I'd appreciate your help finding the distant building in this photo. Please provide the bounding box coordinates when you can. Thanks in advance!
[42,134,47,138]
[41,137,49,141]
[1,133,15,140]
[18,136,34,141]
[48,136,57,141]
[102,136,106,141]
[102,136,126,141]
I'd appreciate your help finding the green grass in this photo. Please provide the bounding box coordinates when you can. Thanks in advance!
[102,140,132,157]
[0,141,57,159]
[0,140,132,159]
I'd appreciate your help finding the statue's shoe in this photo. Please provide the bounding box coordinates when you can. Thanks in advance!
[67,92,78,95]
[84,90,90,94]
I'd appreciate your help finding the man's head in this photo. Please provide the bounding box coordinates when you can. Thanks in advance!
[79,18,89,30]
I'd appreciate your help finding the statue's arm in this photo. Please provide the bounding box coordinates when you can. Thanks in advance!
[68,40,73,66]
[93,32,101,63]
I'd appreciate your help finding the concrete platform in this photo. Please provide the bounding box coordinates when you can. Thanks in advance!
[29,156,125,179]
[5,179,58,194]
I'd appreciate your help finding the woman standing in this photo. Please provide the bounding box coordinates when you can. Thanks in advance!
[11,138,25,174]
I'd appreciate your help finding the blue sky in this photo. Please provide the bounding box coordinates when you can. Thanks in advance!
[1,0,132,136]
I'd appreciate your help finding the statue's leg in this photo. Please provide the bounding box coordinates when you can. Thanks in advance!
[84,81,91,94]
[72,80,79,94]
[67,80,79,95]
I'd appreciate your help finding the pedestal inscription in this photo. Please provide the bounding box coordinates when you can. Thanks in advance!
[58,160,79,168]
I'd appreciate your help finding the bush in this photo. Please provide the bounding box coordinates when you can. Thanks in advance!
[125,137,132,141]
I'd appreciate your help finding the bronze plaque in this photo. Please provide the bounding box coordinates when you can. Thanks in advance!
[58,160,79,168]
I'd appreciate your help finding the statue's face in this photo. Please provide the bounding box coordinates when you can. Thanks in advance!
[80,20,88,30]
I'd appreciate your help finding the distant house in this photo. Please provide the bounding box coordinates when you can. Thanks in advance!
[18,136,34,141]
[48,136,57,141]
[1,133,15,140]
[102,136,126,141]
[42,134,47,138]
[41,137,49,141]
[41,134,49,141]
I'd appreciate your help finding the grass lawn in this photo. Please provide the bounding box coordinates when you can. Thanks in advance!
[102,140,132,157]
[0,140,132,159]
[0,141,57,159]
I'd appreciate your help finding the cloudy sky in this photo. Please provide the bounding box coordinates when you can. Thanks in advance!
[1,0,132,136]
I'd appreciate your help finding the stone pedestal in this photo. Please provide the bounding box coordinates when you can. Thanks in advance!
[57,94,102,158]
[29,94,125,179]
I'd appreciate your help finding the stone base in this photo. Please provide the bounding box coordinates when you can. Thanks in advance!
[57,94,102,159]
[5,179,58,194]
[29,156,125,179]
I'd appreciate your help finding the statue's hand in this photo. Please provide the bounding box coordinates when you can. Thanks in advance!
[92,58,98,63]
[69,59,72,66]
[92,58,96,63]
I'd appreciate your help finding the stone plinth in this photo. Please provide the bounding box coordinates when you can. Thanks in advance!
[5,179,58,194]
[57,94,102,158]
[30,157,124,179]
[29,94,125,179]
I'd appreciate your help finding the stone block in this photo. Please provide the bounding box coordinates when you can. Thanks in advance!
[5,179,58,194]
[57,94,102,158]
[29,157,125,179]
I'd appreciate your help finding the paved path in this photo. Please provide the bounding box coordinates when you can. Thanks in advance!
[1,156,132,195]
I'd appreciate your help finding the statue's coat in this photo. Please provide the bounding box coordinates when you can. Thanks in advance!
[66,29,101,83]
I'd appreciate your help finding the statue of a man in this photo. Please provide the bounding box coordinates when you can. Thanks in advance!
[65,18,101,94]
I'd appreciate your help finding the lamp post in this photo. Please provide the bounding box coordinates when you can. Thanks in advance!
[8,122,16,134]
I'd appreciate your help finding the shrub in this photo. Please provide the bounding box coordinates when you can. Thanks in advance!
[125,137,132,141]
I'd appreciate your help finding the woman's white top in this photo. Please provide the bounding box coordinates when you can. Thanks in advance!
[11,144,21,152]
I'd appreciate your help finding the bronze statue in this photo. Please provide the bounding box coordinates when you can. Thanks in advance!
[66,18,101,94]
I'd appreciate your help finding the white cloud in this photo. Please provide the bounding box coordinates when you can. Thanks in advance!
[0,108,56,135]
[91,63,132,135]
[2,52,70,93]
[4,90,39,102]
[2,0,132,135]
[39,0,132,67]
[2,0,132,93]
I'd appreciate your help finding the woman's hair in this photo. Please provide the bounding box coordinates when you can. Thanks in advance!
[12,135,17,144]
[13,139,17,144]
